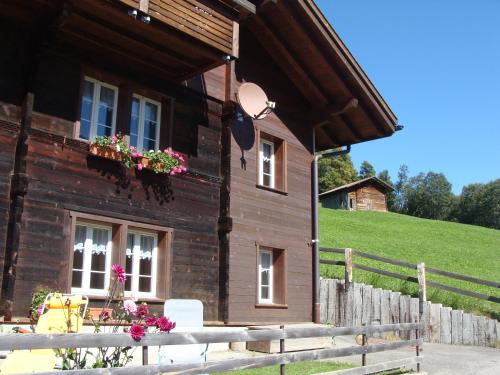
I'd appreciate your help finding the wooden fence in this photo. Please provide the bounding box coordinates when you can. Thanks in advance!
[320,247,500,314]
[0,323,423,375]
[319,247,500,348]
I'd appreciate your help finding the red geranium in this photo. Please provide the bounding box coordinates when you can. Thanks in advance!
[144,316,157,327]
[135,304,149,318]
[111,264,126,284]
[129,323,144,341]
[156,316,176,332]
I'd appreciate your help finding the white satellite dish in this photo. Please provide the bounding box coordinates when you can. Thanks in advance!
[236,82,276,120]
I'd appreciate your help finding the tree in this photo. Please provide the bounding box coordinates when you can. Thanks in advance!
[377,169,396,211]
[359,160,376,179]
[405,172,454,220]
[318,154,357,193]
[394,164,409,213]
[456,179,500,229]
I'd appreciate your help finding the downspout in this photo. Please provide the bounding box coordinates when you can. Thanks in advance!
[312,128,350,323]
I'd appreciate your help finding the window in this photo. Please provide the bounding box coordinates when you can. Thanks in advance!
[79,77,118,141]
[259,140,275,188]
[257,246,286,306]
[72,222,112,295]
[125,231,158,297]
[257,131,287,192]
[69,212,172,299]
[258,249,273,303]
[130,95,161,151]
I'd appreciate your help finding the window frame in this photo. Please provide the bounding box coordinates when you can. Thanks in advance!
[255,244,287,308]
[68,211,173,301]
[130,94,162,152]
[259,139,275,189]
[78,76,119,142]
[258,248,274,304]
[125,229,159,299]
[71,221,113,296]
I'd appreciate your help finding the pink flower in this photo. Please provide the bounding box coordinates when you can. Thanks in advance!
[156,316,176,332]
[37,304,45,316]
[180,166,187,173]
[99,310,111,322]
[132,151,141,158]
[169,170,176,176]
[144,316,157,327]
[123,300,137,315]
[112,264,126,284]
[129,323,144,341]
[111,135,118,143]
[178,156,185,162]
[136,163,143,171]
[135,304,149,318]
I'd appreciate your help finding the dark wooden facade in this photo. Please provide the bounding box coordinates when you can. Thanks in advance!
[0,0,397,323]
[320,177,394,212]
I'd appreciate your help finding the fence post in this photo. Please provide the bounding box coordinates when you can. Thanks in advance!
[361,329,367,366]
[415,324,421,372]
[142,346,148,365]
[417,263,426,316]
[344,248,353,290]
[280,325,285,375]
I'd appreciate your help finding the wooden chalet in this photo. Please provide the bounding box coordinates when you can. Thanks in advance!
[320,177,395,212]
[0,0,398,323]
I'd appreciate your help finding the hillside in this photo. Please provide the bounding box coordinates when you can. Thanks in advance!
[319,208,500,319]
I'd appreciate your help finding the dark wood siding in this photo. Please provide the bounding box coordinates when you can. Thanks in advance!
[219,30,314,323]
[0,33,223,318]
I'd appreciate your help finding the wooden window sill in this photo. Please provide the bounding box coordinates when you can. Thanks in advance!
[86,295,164,303]
[256,184,288,196]
[255,303,288,309]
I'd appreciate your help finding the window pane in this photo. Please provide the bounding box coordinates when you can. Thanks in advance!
[261,269,270,286]
[80,81,94,140]
[263,143,271,158]
[97,86,115,136]
[72,271,83,288]
[139,276,152,293]
[143,102,158,150]
[263,160,271,174]
[260,252,271,269]
[130,98,140,148]
[91,252,106,272]
[263,174,270,187]
[90,273,105,289]
[261,286,269,300]
[139,235,154,276]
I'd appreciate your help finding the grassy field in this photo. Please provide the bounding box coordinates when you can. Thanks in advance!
[319,208,500,319]
[214,361,353,374]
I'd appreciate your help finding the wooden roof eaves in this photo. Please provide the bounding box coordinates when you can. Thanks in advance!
[295,0,398,129]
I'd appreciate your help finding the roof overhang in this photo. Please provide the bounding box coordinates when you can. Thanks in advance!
[247,0,398,150]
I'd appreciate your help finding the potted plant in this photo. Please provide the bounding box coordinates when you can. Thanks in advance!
[134,148,187,176]
[89,134,134,167]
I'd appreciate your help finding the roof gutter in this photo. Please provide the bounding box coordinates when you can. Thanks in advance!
[312,127,351,323]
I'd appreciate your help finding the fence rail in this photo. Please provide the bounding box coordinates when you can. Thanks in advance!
[0,323,423,375]
[320,247,500,305]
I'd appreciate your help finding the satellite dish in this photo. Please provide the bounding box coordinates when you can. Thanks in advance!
[236,82,276,120]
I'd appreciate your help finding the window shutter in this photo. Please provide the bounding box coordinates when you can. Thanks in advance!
[159,97,175,150]
[156,231,172,300]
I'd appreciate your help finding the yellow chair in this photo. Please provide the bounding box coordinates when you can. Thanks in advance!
[0,293,88,374]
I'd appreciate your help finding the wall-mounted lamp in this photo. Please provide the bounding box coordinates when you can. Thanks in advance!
[141,15,151,24]
[128,9,138,18]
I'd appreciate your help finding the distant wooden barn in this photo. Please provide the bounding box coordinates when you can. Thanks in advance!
[320,177,394,212]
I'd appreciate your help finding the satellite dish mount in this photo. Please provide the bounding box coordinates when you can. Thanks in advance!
[236,83,276,120]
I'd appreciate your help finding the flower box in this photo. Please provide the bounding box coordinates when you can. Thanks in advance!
[89,144,123,162]
[88,307,113,321]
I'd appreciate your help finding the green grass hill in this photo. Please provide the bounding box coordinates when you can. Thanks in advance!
[319,208,500,319]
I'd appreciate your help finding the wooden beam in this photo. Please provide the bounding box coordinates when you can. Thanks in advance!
[310,98,359,128]
[294,0,397,128]
[0,323,422,350]
[248,15,329,106]
[230,0,256,14]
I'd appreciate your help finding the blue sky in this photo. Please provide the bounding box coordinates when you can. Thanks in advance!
[316,0,500,194]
